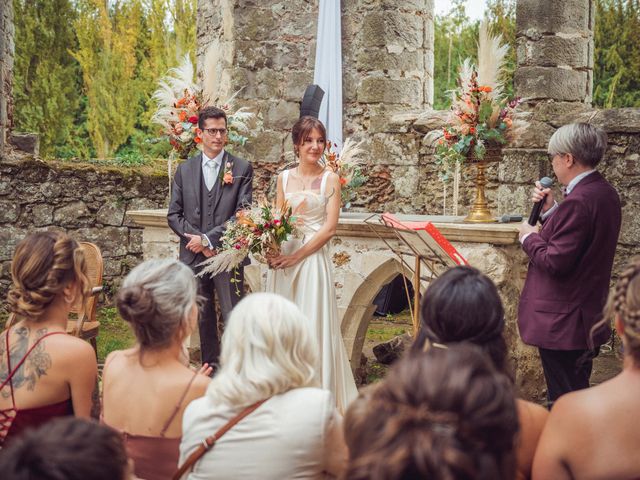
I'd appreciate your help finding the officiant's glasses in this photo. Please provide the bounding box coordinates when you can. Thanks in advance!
[203,127,227,136]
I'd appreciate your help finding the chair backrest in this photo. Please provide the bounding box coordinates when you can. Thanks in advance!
[72,242,103,333]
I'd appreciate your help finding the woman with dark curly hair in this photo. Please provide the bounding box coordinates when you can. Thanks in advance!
[411,265,548,480]
[344,344,519,480]
[533,257,640,479]
[0,232,98,446]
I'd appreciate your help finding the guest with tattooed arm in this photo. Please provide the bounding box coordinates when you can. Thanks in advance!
[0,232,98,446]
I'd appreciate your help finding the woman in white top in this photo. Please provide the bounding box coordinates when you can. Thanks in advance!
[179,292,348,479]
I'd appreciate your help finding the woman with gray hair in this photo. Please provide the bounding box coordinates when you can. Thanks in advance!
[518,122,621,404]
[101,259,211,480]
[178,292,348,479]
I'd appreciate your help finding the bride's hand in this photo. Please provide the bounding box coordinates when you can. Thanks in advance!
[270,253,300,269]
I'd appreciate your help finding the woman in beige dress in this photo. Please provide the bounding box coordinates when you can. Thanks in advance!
[179,292,348,479]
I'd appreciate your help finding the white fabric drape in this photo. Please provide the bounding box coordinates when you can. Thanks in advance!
[313,0,343,150]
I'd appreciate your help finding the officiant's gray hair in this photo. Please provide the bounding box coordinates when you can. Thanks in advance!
[206,293,320,408]
[547,122,608,168]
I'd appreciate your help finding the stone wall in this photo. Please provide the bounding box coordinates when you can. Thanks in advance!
[0,0,14,151]
[0,152,169,305]
[196,0,434,205]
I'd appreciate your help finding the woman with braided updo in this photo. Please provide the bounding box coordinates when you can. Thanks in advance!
[410,265,548,480]
[0,232,98,446]
[533,257,640,479]
[344,344,519,480]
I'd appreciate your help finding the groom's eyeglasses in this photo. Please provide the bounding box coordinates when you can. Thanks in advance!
[203,128,227,137]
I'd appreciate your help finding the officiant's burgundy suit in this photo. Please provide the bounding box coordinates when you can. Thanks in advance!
[518,171,621,351]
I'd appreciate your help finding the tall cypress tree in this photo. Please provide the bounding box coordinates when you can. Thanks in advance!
[73,0,145,158]
[13,0,82,157]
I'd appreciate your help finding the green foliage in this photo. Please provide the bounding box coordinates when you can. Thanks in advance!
[11,0,640,164]
[96,307,136,363]
[13,0,82,157]
[72,0,145,158]
[593,0,640,108]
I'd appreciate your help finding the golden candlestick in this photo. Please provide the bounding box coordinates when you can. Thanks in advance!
[464,148,501,223]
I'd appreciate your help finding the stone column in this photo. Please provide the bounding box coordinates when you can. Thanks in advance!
[515,0,594,105]
[496,0,595,216]
[195,0,436,205]
[0,0,14,152]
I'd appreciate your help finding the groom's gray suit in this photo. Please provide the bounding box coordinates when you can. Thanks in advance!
[167,150,253,366]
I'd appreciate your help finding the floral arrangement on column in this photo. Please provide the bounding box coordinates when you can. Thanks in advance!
[426,21,527,217]
[151,55,254,190]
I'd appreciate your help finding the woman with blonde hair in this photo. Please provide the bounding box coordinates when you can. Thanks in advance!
[0,231,98,446]
[179,292,348,479]
[533,257,640,479]
[101,259,210,480]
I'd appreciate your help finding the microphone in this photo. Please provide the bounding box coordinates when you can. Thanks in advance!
[498,214,523,223]
[527,177,554,226]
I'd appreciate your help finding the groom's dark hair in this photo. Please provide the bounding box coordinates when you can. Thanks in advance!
[198,106,227,129]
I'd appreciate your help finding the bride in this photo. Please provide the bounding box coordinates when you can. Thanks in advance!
[266,116,358,413]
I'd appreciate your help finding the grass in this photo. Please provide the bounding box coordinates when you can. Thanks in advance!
[96,307,136,364]
[361,309,414,384]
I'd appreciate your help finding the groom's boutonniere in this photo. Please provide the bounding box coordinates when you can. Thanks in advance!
[220,161,233,185]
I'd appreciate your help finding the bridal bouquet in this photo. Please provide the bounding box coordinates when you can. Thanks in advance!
[199,202,300,277]
[323,138,368,208]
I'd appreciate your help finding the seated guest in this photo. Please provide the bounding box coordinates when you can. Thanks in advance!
[0,417,133,480]
[533,258,640,479]
[345,344,519,480]
[179,292,348,479]
[411,265,548,480]
[0,232,98,446]
[101,259,210,480]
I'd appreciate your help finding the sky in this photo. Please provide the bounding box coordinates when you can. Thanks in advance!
[434,0,488,21]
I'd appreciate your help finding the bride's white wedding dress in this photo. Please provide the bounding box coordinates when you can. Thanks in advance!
[266,170,358,413]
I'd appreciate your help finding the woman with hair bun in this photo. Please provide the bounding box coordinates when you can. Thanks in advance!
[0,231,98,446]
[533,257,640,479]
[101,258,210,480]
[411,265,548,480]
[344,344,519,480]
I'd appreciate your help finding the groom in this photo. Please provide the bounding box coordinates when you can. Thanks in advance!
[167,106,253,367]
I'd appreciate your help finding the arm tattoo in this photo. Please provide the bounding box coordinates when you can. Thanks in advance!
[0,327,52,397]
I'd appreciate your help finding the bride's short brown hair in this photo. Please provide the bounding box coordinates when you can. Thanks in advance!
[291,116,327,148]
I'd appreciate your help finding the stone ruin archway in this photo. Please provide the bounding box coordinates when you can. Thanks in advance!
[339,256,415,369]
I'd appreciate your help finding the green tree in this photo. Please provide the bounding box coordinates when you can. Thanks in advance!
[72,0,145,158]
[593,0,640,108]
[13,0,82,156]
[433,0,478,109]
[486,0,516,99]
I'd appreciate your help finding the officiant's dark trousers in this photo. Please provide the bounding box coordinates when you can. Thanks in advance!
[539,347,597,407]
[196,267,244,368]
